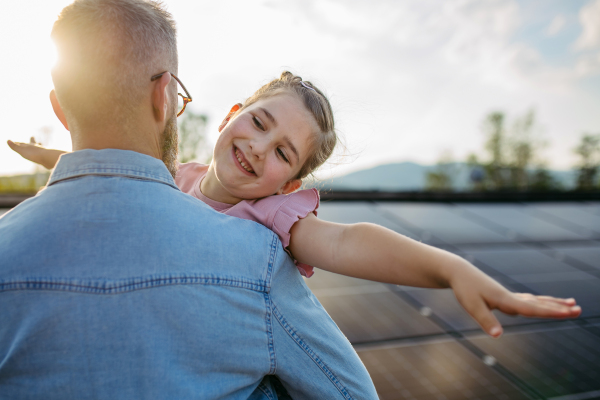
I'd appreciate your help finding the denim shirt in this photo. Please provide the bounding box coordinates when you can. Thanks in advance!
[0,150,377,400]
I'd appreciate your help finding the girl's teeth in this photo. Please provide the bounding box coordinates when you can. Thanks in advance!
[235,148,254,173]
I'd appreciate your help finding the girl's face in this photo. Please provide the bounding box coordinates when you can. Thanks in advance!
[209,92,317,203]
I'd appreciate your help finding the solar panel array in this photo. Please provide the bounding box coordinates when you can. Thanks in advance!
[307,201,600,400]
[3,202,600,399]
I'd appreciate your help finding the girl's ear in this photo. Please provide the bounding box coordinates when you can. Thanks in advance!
[218,103,243,132]
[277,179,302,195]
[50,90,69,131]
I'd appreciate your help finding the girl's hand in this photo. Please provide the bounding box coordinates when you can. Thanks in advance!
[449,262,582,338]
[7,138,66,169]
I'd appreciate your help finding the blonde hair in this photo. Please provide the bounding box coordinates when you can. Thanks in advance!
[242,71,337,180]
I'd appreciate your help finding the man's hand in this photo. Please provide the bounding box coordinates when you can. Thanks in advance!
[7,138,66,169]
[450,262,581,338]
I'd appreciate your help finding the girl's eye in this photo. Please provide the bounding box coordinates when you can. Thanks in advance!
[277,148,289,164]
[252,116,265,131]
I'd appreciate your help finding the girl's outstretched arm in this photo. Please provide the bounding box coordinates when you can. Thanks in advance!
[7,138,67,169]
[289,214,581,338]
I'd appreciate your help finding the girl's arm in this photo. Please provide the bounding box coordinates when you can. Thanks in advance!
[289,213,581,338]
[7,138,67,169]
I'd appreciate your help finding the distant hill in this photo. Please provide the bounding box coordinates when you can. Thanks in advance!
[311,162,577,191]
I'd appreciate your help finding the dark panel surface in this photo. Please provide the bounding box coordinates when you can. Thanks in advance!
[318,202,418,239]
[314,289,444,343]
[0,208,9,217]
[462,248,582,277]
[469,328,600,399]
[527,203,600,237]
[458,204,589,241]
[377,203,510,244]
[550,244,600,270]
[357,341,531,400]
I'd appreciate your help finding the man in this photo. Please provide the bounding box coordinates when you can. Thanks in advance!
[0,1,378,398]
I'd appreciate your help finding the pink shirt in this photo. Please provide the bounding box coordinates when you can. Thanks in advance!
[175,162,319,277]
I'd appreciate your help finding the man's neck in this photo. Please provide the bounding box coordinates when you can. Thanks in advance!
[70,126,162,160]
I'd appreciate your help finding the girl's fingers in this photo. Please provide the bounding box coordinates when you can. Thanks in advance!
[514,294,576,306]
[462,297,503,338]
[501,293,581,318]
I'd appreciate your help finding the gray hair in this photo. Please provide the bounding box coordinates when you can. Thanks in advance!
[51,0,178,128]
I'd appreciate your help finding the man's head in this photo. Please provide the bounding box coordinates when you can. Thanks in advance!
[51,0,180,176]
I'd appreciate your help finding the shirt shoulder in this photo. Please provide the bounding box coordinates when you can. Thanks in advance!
[175,162,208,195]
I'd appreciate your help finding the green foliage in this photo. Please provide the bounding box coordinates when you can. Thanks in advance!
[0,172,50,194]
[470,110,558,191]
[425,151,456,191]
[178,109,210,164]
[574,134,600,190]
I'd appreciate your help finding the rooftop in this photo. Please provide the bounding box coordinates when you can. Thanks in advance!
[2,200,599,399]
[307,201,600,400]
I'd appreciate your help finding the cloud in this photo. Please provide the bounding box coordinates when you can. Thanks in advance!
[545,15,566,37]
[574,0,600,50]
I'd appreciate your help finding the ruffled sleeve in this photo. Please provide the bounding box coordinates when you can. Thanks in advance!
[224,188,320,278]
[270,189,319,278]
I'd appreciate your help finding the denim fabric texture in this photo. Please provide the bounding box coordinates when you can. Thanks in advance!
[0,149,377,399]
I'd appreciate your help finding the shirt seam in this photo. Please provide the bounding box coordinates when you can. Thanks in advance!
[49,168,177,189]
[0,275,268,294]
[271,303,354,400]
[265,232,278,374]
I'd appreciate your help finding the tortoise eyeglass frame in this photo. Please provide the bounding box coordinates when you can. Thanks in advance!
[150,71,192,117]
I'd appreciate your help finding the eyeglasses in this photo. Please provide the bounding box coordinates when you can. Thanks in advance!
[150,72,193,117]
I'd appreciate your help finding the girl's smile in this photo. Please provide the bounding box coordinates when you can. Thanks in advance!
[233,146,255,175]
[201,92,318,204]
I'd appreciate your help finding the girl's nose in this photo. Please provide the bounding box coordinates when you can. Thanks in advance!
[249,138,268,160]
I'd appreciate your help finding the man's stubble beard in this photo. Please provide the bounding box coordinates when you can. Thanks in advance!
[161,113,179,179]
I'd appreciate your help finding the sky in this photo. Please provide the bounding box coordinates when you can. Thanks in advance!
[1,0,600,178]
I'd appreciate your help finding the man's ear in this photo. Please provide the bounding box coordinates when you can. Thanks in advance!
[151,72,172,122]
[218,103,243,132]
[277,179,302,195]
[50,90,69,131]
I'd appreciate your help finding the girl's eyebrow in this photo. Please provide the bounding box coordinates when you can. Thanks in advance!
[259,108,277,127]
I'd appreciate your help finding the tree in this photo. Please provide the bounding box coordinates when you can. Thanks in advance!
[425,151,456,191]
[482,112,507,189]
[574,134,600,190]
[178,109,210,164]
[473,109,555,191]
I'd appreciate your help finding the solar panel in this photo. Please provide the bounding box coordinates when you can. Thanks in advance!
[457,204,589,242]
[357,340,532,400]
[527,203,600,237]
[376,203,510,245]
[313,287,444,343]
[461,248,582,277]
[548,244,600,270]
[468,327,600,399]
[5,200,599,399]
[318,202,418,240]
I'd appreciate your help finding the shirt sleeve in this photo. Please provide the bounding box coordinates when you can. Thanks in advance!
[270,189,319,278]
[226,189,320,278]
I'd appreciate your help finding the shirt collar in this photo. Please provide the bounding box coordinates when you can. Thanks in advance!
[47,149,179,190]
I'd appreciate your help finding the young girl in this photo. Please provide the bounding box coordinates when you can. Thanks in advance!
[8,71,581,339]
